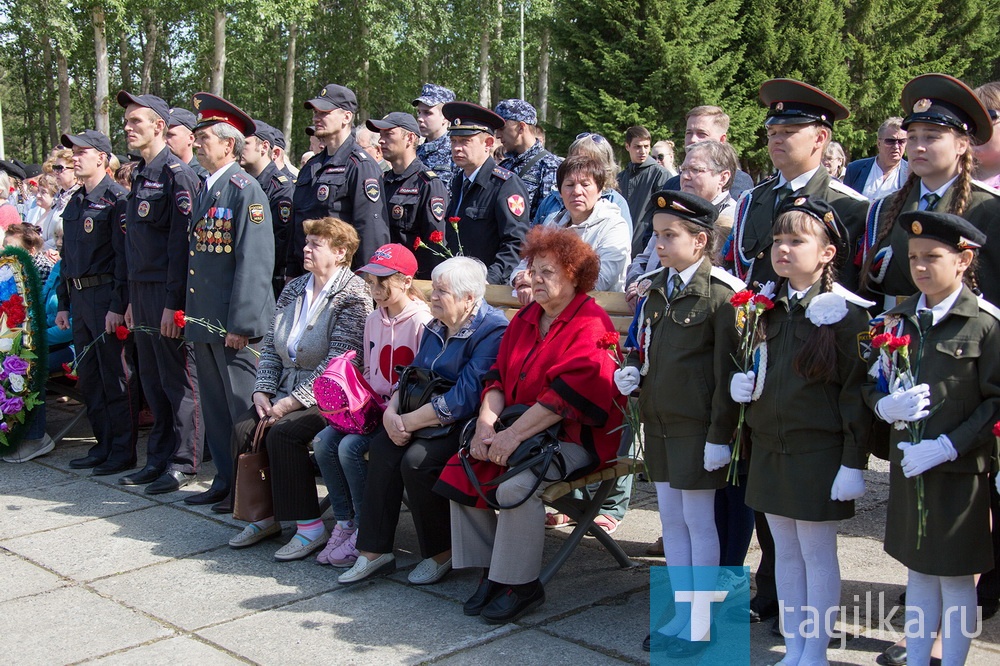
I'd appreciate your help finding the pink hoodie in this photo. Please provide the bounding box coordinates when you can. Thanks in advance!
[363,298,433,405]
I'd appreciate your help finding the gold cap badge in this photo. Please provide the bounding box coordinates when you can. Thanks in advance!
[657,196,666,208]
[913,98,932,113]
[911,221,923,235]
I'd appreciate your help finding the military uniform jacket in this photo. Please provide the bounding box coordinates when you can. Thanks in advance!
[287,136,389,277]
[863,287,1000,574]
[383,158,449,279]
[125,146,201,311]
[254,160,294,279]
[626,262,743,488]
[416,133,455,183]
[57,175,129,314]
[731,167,868,291]
[445,156,530,285]
[499,140,562,222]
[187,156,209,181]
[186,162,275,342]
[862,181,1000,305]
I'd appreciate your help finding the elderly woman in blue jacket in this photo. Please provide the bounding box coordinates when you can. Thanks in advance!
[338,256,509,586]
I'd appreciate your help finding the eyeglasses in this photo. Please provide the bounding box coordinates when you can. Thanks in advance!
[679,166,714,176]
[50,164,68,173]
[881,138,907,147]
[575,132,606,144]
[652,154,666,162]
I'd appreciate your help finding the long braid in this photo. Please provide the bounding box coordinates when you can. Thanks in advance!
[859,172,920,291]
[948,148,975,217]
[965,254,981,294]
[794,236,839,382]
[820,259,836,294]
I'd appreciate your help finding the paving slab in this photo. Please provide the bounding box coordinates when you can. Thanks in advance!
[0,586,171,665]
[0,457,78,492]
[1,503,235,582]
[434,628,633,665]
[197,581,512,665]
[543,586,650,664]
[0,549,68,602]
[83,636,247,665]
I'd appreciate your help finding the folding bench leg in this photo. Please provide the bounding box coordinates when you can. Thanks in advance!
[539,477,637,584]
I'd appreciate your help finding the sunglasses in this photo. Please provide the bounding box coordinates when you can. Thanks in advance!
[575,132,606,144]
[652,154,666,162]
[50,164,68,173]
[881,138,906,147]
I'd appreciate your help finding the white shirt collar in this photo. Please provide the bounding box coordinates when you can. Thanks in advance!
[918,175,959,202]
[204,161,234,192]
[776,165,821,192]
[465,165,482,185]
[915,286,964,326]
[667,257,704,289]
[786,280,815,302]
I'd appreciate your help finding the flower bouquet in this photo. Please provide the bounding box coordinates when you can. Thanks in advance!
[173,311,260,357]
[597,331,644,473]
[414,217,464,259]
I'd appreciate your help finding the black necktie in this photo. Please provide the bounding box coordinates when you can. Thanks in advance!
[922,193,941,211]
[789,294,802,310]
[668,273,684,302]
[774,183,792,210]
[917,308,934,334]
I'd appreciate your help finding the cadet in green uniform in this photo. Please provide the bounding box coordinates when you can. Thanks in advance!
[863,211,1000,666]
[860,74,1000,312]
[618,191,742,657]
[731,196,873,666]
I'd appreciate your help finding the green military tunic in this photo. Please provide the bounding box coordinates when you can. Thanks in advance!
[862,181,1000,309]
[744,281,873,522]
[627,260,743,489]
[862,287,1000,575]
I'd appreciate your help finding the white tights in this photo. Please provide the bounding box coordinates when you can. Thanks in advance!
[767,514,841,666]
[905,570,977,666]
[655,482,719,639]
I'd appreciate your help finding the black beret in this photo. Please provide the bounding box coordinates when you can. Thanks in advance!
[898,210,986,250]
[650,190,719,230]
[776,195,851,268]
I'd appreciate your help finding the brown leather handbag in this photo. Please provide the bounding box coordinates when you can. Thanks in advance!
[233,419,273,522]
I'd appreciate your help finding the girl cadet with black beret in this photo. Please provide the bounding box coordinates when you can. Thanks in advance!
[616,190,743,657]
[730,196,874,666]
[863,211,1000,666]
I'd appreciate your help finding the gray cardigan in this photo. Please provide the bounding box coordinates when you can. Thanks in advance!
[253,267,371,407]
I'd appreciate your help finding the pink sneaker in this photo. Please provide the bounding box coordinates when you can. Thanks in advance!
[328,528,360,567]
[316,523,356,565]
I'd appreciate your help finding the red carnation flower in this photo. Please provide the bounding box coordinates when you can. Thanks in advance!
[597,331,620,350]
[4,303,26,327]
[993,421,1000,438]
[448,216,461,225]
[62,362,78,380]
[730,290,754,307]
[753,294,775,310]
[413,237,422,251]
[887,335,911,352]
[429,230,445,244]
[871,333,893,349]
[173,310,187,328]
[115,325,130,341]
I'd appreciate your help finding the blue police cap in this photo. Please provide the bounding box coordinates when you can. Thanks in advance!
[116,91,170,125]
[494,99,537,125]
[412,83,456,108]
[167,108,197,131]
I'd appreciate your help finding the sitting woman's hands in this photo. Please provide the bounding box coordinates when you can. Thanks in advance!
[470,418,497,461]
[482,425,522,467]
[512,271,533,306]
[252,392,273,419]
[267,395,303,422]
[382,401,411,447]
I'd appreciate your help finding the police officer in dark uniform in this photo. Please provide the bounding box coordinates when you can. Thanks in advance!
[494,98,562,221]
[241,119,294,298]
[185,93,275,508]
[166,107,209,181]
[115,91,204,495]
[55,129,139,475]
[413,83,456,181]
[286,83,389,277]
[269,127,297,181]
[442,101,530,285]
[366,111,449,279]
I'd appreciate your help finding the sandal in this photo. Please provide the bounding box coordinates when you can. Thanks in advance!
[544,512,576,529]
[593,514,619,535]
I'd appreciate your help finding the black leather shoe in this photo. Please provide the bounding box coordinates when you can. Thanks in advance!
[980,598,999,620]
[184,488,230,506]
[118,465,161,485]
[69,455,106,469]
[463,576,504,616]
[481,580,545,624]
[750,596,779,622]
[145,470,195,495]
[91,460,137,476]
[771,617,782,637]
[211,498,233,514]
[881,644,906,666]
[642,632,677,652]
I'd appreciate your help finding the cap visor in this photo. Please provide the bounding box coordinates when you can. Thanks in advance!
[411,97,434,107]
[116,90,140,109]
[355,263,398,277]
[365,119,395,131]
[764,115,824,126]
[448,128,488,137]
[304,99,336,111]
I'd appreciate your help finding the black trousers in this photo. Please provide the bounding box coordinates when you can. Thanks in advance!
[70,282,139,466]
[753,510,777,606]
[130,281,203,473]
[231,404,328,521]
[357,427,458,559]
[977,473,1000,602]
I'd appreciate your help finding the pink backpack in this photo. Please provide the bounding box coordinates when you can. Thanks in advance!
[315,351,383,434]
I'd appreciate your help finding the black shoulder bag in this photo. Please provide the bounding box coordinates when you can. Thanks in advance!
[395,364,458,439]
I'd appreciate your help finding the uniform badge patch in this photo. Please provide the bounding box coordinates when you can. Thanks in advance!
[83,217,94,234]
[249,203,265,224]
[278,203,291,222]
[430,197,445,221]
[137,201,151,218]
[507,194,525,216]
[317,184,330,201]
[857,331,872,361]
[176,190,192,216]
[392,204,404,220]
[365,178,380,202]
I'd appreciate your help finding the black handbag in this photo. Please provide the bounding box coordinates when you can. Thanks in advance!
[395,365,458,439]
[459,404,567,510]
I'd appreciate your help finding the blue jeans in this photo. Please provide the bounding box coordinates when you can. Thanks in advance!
[312,426,372,524]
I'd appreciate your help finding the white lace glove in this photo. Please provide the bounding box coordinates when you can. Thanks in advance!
[875,384,931,423]
[830,465,865,501]
[704,443,731,472]
[614,367,641,395]
[729,371,755,404]
[898,435,958,478]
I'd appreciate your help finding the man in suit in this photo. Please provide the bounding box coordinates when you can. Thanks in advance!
[184,93,275,510]
[844,116,909,200]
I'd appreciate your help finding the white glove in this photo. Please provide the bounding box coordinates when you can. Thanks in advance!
[875,384,931,423]
[614,367,641,395]
[996,474,1000,495]
[830,465,865,501]
[729,371,755,404]
[704,443,731,472]
[898,435,958,478]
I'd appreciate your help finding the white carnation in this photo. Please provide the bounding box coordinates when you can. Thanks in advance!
[9,373,24,393]
[0,337,12,352]
[805,292,848,326]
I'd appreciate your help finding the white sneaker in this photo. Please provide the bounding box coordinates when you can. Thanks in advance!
[717,568,751,598]
[407,556,452,585]
[338,553,396,585]
[2,433,55,463]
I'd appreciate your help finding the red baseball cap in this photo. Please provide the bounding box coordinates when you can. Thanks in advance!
[356,243,418,278]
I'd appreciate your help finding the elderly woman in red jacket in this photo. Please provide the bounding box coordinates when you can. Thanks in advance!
[435,226,624,624]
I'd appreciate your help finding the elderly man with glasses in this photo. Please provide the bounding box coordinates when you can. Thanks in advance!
[844,116,909,199]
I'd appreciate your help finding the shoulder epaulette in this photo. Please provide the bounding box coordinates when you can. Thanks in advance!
[421,170,438,180]
[832,283,876,309]
[277,174,289,183]
[491,166,513,181]
[167,163,182,171]
[971,179,1000,197]
[977,295,1000,322]
[230,173,251,190]
[709,266,746,292]
[828,178,869,202]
